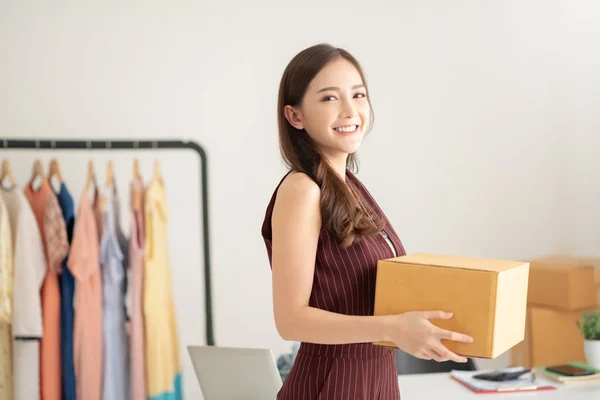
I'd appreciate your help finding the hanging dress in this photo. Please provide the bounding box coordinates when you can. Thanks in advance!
[68,190,103,400]
[100,187,130,400]
[127,178,146,400]
[1,187,46,400]
[53,183,77,400]
[143,179,183,400]
[0,194,13,400]
[24,180,69,400]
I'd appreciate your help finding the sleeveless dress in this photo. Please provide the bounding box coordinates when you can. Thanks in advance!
[143,179,183,400]
[261,170,406,400]
[99,187,130,400]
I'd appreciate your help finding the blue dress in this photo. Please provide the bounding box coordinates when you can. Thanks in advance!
[55,183,77,400]
[100,187,130,400]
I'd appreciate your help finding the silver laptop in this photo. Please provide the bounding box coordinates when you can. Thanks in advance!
[188,346,282,400]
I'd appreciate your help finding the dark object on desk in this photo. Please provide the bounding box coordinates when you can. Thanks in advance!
[473,368,531,381]
[395,349,476,374]
[546,364,596,377]
[276,342,300,382]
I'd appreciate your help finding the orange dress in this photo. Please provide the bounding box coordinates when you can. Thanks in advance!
[67,191,103,400]
[24,181,69,400]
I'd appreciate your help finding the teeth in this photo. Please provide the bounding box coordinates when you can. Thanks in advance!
[334,125,357,133]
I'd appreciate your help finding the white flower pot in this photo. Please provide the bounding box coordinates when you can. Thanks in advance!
[584,340,600,369]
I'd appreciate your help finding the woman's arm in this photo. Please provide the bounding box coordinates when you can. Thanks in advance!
[271,172,473,363]
[271,172,387,344]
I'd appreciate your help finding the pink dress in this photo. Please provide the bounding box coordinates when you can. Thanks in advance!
[68,192,103,400]
[127,179,146,400]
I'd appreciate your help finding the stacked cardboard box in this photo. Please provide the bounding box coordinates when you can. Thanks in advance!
[510,257,600,368]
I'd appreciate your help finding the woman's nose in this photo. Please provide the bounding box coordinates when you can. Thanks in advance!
[339,97,357,118]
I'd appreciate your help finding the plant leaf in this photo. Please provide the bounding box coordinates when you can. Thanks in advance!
[579,311,600,340]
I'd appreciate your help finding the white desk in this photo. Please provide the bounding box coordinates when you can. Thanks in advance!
[397,372,600,399]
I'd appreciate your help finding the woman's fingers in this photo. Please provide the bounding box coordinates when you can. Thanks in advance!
[432,342,467,363]
[427,347,449,362]
[416,344,465,363]
[418,310,453,320]
[415,350,434,361]
[438,328,473,343]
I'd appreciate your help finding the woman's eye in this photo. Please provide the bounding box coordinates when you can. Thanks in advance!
[321,93,366,102]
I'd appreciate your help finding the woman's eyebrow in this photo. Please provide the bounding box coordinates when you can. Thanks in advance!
[316,84,365,93]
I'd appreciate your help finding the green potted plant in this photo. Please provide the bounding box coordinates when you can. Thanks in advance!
[577,311,600,368]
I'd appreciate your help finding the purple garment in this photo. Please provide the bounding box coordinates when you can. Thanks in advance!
[99,188,130,400]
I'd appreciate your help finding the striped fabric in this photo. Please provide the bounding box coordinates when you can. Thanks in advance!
[262,171,406,399]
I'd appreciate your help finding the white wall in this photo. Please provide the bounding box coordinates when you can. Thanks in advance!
[561,2,600,257]
[1,0,599,397]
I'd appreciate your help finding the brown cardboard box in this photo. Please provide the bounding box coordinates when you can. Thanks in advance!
[373,253,529,359]
[542,256,600,284]
[528,258,597,310]
[510,306,597,368]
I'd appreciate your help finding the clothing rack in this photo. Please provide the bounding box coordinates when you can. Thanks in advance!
[1,138,214,346]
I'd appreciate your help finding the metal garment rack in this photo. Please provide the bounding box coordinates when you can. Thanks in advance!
[1,138,214,346]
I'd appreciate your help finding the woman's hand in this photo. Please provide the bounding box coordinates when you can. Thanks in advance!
[384,310,473,363]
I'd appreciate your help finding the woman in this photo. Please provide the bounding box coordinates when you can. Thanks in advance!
[261,44,473,399]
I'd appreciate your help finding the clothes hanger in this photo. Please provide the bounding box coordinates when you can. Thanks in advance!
[28,140,46,189]
[47,158,63,183]
[133,159,141,180]
[105,160,115,189]
[132,159,142,211]
[150,141,163,186]
[30,159,46,182]
[153,159,163,186]
[84,160,97,192]
[0,159,16,188]
[98,160,115,214]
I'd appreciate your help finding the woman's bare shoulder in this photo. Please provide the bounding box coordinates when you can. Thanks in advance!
[276,171,321,204]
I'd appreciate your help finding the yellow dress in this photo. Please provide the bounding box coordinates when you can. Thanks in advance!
[143,179,182,400]
[0,195,13,400]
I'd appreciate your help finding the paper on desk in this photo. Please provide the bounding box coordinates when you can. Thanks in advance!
[450,367,556,392]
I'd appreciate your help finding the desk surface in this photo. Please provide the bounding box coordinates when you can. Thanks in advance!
[397,372,600,399]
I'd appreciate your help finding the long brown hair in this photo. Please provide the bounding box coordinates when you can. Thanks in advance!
[277,43,384,248]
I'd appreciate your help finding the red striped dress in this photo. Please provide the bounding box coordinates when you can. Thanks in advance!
[261,170,405,399]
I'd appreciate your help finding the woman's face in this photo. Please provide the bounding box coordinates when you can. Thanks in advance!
[285,58,371,164]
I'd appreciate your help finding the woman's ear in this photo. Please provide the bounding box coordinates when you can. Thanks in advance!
[284,105,304,130]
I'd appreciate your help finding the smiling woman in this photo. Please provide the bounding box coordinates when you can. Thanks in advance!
[261,43,472,400]
[277,46,382,249]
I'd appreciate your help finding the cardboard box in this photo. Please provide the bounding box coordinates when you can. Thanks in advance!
[528,258,597,310]
[373,253,529,359]
[511,306,597,368]
[540,256,600,284]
